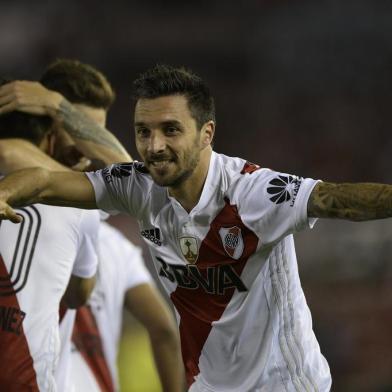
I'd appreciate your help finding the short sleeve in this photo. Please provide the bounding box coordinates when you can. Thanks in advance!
[235,168,320,246]
[121,241,152,291]
[72,210,100,278]
[85,162,150,218]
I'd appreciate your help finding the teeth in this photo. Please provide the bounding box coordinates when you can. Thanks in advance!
[151,160,170,168]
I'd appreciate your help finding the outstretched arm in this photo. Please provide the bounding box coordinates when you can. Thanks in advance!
[125,284,185,392]
[308,182,392,221]
[0,168,96,223]
[0,81,131,164]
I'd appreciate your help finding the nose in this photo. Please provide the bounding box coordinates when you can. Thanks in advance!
[147,131,166,154]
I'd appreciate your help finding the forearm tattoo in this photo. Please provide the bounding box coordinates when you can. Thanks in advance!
[308,182,392,221]
[58,99,125,154]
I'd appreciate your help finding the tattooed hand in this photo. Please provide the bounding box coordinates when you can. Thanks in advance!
[308,182,392,221]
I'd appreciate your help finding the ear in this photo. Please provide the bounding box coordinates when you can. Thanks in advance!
[47,131,57,157]
[200,121,215,148]
[39,131,57,157]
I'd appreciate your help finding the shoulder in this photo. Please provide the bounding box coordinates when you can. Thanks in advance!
[108,161,149,178]
[214,152,267,192]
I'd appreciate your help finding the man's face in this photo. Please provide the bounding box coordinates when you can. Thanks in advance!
[134,95,206,187]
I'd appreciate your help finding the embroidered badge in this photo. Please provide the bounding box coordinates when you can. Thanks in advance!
[219,226,244,260]
[179,237,199,264]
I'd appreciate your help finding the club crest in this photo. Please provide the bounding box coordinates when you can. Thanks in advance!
[219,226,244,260]
[179,237,199,264]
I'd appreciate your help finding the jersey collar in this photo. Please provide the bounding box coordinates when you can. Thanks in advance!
[167,151,219,217]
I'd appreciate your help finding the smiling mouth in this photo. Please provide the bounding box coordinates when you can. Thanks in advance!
[149,160,174,169]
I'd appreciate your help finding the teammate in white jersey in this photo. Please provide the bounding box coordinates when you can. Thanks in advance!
[0,92,100,391]
[2,65,392,391]
[0,60,183,392]
[70,220,160,391]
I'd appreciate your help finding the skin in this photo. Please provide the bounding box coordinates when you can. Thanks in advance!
[0,80,131,164]
[135,95,215,212]
[0,102,185,391]
[308,182,392,221]
[124,284,183,392]
[0,131,96,307]
[1,94,392,223]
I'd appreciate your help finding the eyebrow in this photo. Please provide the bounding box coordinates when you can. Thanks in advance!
[134,120,183,128]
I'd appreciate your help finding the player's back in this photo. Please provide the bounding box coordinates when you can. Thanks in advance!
[0,204,99,392]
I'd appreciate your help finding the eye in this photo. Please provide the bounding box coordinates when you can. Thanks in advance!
[136,128,150,138]
[165,126,180,135]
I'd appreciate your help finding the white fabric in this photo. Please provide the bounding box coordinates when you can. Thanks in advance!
[70,221,152,391]
[86,151,332,392]
[0,205,99,392]
[55,309,76,392]
[70,347,101,391]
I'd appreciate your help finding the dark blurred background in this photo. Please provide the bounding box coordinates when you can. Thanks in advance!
[2,0,392,390]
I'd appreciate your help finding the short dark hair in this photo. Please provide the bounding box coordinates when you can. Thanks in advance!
[40,59,115,109]
[132,64,215,130]
[0,79,52,145]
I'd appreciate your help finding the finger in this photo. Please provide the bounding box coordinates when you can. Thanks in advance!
[6,207,23,224]
[72,157,92,172]
[0,101,18,116]
[0,94,14,107]
[0,81,17,97]
[10,214,23,224]
[0,206,22,224]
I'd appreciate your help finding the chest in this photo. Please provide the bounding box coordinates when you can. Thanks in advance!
[139,200,260,296]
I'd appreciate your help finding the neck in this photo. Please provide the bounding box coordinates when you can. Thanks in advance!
[168,147,212,213]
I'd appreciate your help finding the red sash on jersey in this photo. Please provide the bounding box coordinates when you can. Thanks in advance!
[0,254,39,391]
[72,306,115,392]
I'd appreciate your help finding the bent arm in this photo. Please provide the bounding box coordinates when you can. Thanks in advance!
[56,99,131,164]
[125,284,185,392]
[308,182,392,221]
[0,168,97,222]
[0,139,68,173]
[0,81,131,164]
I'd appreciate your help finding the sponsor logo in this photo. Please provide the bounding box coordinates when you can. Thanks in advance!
[0,306,26,335]
[103,162,148,183]
[157,257,247,295]
[267,175,302,206]
[110,163,134,178]
[179,237,198,264]
[219,226,244,260]
[141,227,162,246]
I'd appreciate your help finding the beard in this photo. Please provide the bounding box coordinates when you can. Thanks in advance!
[146,137,201,187]
[149,149,200,187]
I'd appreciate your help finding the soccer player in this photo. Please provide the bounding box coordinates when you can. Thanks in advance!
[2,64,392,391]
[0,82,99,391]
[0,60,184,392]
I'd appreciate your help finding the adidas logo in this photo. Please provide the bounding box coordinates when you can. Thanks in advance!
[141,227,162,246]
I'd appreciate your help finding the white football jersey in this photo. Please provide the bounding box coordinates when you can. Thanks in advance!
[70,221,152,391]
[0,204,99,392]
[86,152,332,392]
